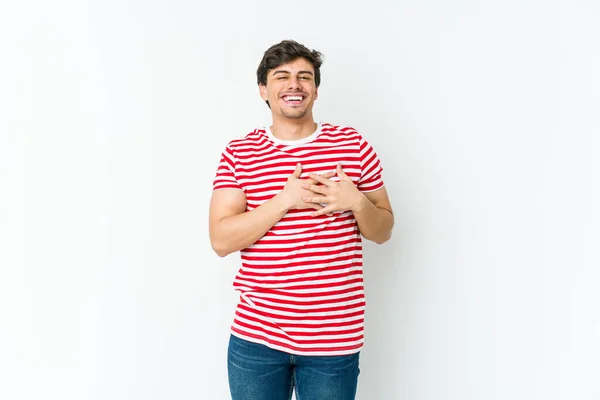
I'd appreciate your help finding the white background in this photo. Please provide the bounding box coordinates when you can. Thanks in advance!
[1,0,599,399]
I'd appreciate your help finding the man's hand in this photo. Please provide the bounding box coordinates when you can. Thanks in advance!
[278,163,336,212]
[301,164,366,217]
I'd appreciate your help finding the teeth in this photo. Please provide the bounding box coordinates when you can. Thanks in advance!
[285,96,303,101]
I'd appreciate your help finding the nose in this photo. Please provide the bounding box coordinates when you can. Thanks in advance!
[288,76,301,90]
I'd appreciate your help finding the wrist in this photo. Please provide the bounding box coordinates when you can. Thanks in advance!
[352,192,369,213]
[272,191,292,214]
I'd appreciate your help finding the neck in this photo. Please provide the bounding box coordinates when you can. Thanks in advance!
[270,114,317,142]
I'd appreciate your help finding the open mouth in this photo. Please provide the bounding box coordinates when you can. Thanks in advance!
[281,94,305,106]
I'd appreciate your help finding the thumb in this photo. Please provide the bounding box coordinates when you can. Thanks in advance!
[337,163,348,179]
[293,163,302,178]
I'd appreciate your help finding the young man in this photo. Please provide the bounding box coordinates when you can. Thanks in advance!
[210,40,394,400]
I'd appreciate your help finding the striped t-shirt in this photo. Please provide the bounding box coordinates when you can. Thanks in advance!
[212,122,384,356]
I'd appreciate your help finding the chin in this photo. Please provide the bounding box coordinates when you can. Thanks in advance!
[284,113,307,120]
[278,107,307,119]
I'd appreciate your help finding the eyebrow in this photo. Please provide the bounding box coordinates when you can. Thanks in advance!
[272,70,314,76]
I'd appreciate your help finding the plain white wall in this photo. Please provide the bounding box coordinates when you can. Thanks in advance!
[1,0,598,399]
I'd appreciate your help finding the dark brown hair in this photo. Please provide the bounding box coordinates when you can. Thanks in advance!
[257,40,324,88]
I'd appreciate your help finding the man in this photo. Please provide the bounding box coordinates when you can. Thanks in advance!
[209,40,394,400]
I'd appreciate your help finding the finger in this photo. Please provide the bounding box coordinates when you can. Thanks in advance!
[303,195,328,204]
[311,205,335,217]
[310,204,332,216]
[301,183,327,194]
[337,163,349,180]
[303,171,335,185]
[308,172,334,187]
[293,163,302,178]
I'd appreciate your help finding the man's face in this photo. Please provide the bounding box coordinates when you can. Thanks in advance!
[259,57,318,120]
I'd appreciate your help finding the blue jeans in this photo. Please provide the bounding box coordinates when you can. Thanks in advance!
[227,334,360,400]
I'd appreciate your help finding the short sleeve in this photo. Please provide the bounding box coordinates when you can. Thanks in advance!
[357,135,384,192]
[212,146,243,191]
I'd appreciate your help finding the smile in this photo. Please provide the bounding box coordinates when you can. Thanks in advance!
[281,94,305,105]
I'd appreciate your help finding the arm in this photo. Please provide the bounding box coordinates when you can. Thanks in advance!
[353,186,394,244]
[209,188,288,257]
[209,164,335,257]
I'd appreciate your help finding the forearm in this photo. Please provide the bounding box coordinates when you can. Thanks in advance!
[353,194,394,244]
[210,193,289,257]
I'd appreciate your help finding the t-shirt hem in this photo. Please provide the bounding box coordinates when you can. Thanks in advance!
[212,187,244,192]
[359,183,386,193]
[230,329,363,356]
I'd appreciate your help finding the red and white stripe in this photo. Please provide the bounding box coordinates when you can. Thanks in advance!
[213,123,384,355]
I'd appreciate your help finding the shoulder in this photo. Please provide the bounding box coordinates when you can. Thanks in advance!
[321,123,380,157]
[320,122,363,140]
[321,122,359,134]
[225,127,268,149]
[320,123,369,148]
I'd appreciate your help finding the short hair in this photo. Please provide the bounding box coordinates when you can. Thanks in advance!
[256,40,323,88]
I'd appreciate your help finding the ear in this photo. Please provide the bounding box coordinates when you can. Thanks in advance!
[259,83,268,101]
[314,86,319,101]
